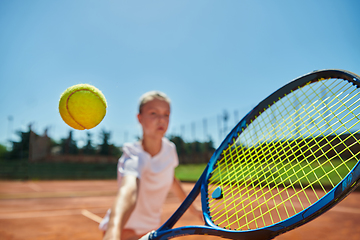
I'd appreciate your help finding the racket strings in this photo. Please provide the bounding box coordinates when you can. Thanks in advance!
[210,120,344,226]
[207,78,360,230]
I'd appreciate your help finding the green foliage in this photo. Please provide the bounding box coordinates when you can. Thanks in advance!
[99,129,110,155]
[0,144,8,160]
[8,126,31,160]
[169,135,215,155]
[111,144,123,158]
[0,160,117,180]
[60,130,79,154]
[169,135,215,164]
[98,129,122,157]
[0,161,205,181]
[175,164,207,182]
[82,132,96,155]
[2,124,211,180]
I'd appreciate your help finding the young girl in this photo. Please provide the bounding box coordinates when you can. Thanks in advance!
[100,91,201,240]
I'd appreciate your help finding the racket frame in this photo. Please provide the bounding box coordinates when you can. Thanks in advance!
[147,69,360,240]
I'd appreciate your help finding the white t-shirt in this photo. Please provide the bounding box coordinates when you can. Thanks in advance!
[99,138,179,235]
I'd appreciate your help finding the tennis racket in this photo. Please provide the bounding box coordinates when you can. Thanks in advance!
[140,69,360,240]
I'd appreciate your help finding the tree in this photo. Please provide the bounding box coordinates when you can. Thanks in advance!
[203,139,215,152]
[82,132,95,155]
[60,130,78,154]
[168,135,216,164]
[8,125,31,160]
[98,129,122,157]
[111,144,122,158]
[99,129,111,155]
[0,144,8,160]
[169,135,215,156]
[169,135,188,155]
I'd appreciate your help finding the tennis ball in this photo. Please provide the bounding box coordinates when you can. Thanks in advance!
[59,84,107,130]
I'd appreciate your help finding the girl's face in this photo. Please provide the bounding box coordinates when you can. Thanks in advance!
[137,98,170,139]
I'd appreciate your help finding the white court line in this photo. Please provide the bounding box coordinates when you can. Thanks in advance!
[81,209,103,223]
[27,183,42,192]
[0,208,107,220]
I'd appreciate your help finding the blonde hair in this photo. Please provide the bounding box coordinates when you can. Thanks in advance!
[138,91,171,113]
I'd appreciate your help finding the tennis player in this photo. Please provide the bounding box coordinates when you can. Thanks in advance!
[100,91,202,240]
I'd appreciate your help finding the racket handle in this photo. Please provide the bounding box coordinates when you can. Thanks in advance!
[139,231,153,240]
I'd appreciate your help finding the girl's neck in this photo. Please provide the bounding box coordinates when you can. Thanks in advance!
[141,136,162,157]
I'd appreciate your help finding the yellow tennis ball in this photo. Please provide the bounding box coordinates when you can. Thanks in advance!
[58,84,107,130]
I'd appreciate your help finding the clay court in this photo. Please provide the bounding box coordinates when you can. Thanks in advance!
[0,180,359,240]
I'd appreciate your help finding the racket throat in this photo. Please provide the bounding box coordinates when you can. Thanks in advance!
[158,168,207,231]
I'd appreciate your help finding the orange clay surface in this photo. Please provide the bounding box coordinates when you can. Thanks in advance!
[0,180,359,240]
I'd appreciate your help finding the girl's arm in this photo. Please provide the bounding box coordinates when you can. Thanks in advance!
[171,176,203,220]
[103,175,139,240]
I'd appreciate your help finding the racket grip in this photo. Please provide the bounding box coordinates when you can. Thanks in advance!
[139,231,153,240]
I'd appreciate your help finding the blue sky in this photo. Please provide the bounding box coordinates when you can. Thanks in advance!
[1,0,359,149]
